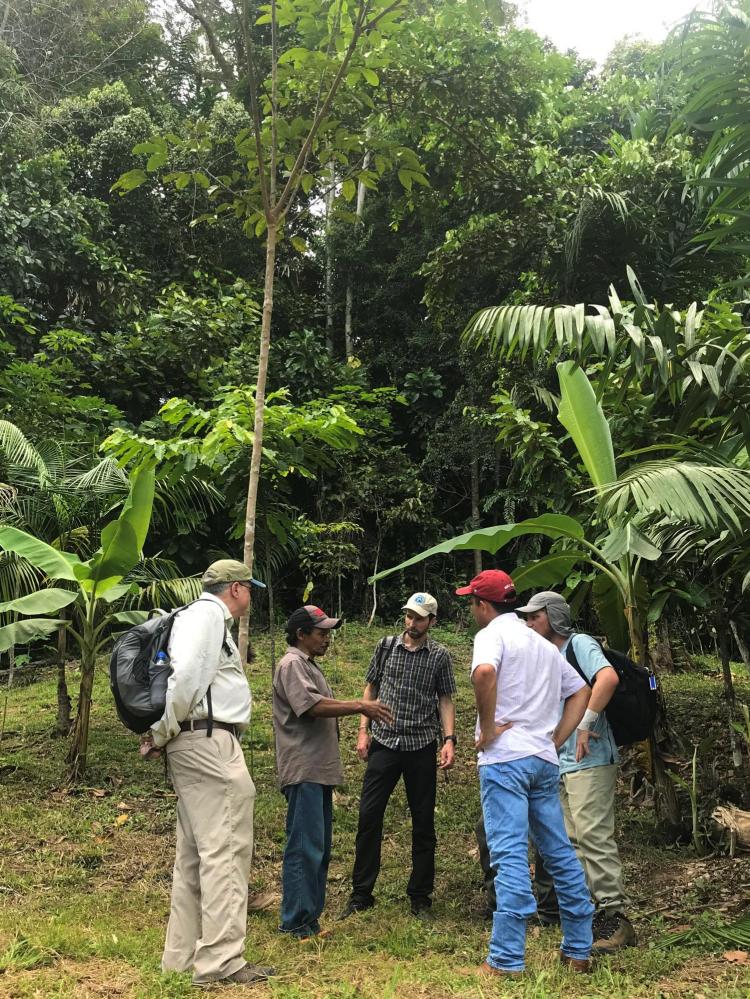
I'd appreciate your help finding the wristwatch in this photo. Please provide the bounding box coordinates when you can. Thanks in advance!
[443,735,457,745]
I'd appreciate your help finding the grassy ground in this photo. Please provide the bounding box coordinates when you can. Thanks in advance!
[1,623,750,998]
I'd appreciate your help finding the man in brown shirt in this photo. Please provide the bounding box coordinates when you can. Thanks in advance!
[273,606,392,939]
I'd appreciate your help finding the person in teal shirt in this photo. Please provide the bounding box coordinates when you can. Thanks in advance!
[520,591,636,955]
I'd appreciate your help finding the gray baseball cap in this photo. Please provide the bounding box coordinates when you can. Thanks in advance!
[201,559,266,588]
[516,590,573,636]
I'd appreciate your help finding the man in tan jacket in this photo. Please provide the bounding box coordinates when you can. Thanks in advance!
[151,559,274,989]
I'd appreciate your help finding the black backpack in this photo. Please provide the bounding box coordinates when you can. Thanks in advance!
[109,601,229,735]
[565,635,658,747]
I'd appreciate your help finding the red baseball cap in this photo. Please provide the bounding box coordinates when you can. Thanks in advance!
[455,569,516,603]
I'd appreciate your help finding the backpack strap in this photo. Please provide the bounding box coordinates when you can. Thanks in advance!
[166,599,231,739]
[565,636,592,689]
[376,635,397,677]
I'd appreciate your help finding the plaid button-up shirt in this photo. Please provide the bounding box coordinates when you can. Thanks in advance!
[366,633,456,751]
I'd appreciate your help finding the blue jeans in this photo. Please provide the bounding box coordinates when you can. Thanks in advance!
[480,757,594,971]
[280,782,333,937]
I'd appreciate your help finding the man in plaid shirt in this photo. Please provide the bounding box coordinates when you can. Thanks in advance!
[339,593,457,919]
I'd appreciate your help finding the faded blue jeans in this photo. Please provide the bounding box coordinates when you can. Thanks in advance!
[480,757,594,971]
[279,782,333,937]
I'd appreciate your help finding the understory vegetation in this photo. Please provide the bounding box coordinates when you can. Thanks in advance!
[1,627,750,998]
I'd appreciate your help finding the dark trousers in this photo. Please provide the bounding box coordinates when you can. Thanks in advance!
[351,739,437,905]
[280,782,333,937]
[476,814,560,921]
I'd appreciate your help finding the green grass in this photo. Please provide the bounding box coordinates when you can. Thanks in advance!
[1,623,750,997]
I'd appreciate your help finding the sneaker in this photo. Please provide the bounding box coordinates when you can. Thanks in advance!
[410,899,432,919]
[592,912,636,954]
[194,962,276,988]
[338,899,374,920]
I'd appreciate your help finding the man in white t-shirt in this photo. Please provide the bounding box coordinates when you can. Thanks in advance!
[456,570,594,977]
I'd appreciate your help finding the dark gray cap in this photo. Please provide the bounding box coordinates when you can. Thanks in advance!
[516,590,573,636]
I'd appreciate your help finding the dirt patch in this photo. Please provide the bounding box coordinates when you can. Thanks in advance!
[656,954,750,997]
[0,958,140,998]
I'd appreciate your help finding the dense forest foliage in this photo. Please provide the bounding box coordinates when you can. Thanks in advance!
[2,0,750,667]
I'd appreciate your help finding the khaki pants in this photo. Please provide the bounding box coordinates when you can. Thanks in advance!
[162,729,255,984]
[560,764,629,915]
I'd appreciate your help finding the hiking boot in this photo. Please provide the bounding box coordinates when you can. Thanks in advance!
[592,912,636,954]
[194,962,276,988]
[559,953,591,974]
[338,899,374,920]
[477,961,523,979]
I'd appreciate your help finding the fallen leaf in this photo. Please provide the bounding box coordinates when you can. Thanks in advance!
[116,801,129,810]
[668,924,691,933]
[91,789,107,798]
[114,814,129,827]
[722,950,749,964]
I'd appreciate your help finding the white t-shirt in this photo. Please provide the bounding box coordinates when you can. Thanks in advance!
[470,612,585,767]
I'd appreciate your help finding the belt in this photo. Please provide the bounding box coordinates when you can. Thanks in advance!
[179,719,239,737]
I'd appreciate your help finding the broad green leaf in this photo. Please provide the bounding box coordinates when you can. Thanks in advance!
[120,464,156,552]
[513,553,591,592]
[98,582,137,603]
[88,520,139,591]
[369,514,584,582]
[0,527,81,581]
[111,610,150,626]
[0,589,78,616]
[0,618,68,653]
[111,169,147,194]
[556,360,617,491]
[342,178,356,201]
[362,67,379,85]
[600,523,661,562]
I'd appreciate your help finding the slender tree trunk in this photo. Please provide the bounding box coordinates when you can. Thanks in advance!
[719,619,736,706]
[470,424,482,576]
[325,162,336,355]
[653,617,675,673]
[240,224,278,663]
[344,151,370,358]
[265,533,276,677]
[625,597,681,826]
[67,604,97,780]
[368,533,381,627]
[730,619,750,669]
[56,619,71,736]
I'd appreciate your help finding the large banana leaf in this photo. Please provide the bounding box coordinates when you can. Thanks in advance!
[556,361,617,491]
[0,618,68,652]
[369,514,584,583]
[0,527,81,581]
[84,520,140,591]
[591,574,630,652]
[512,553,591,592]
[0,588,78,615]
[111,610,150,626]
[119,463,155,551]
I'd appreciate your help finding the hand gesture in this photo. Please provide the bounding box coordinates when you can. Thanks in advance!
[475,721,512,751]
[575,729,600,762]
[361,699,394,726]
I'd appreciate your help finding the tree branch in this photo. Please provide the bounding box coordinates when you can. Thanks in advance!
[176,0,236,92]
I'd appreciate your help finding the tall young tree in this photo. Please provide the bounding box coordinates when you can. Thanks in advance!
[116,0,426,656]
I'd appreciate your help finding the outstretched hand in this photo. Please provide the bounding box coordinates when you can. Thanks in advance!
[361,700,394,726]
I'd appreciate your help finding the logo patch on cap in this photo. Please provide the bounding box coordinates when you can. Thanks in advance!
[415,594,425,604]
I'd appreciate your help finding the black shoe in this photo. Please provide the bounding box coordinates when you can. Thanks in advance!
[410,899,433,919]
[338,899,374,920]
[534,912,560,928]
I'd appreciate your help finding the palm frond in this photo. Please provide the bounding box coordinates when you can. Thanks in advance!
[66,457,129,495]
[122,556,203,610]
[599,461,750,532]
[152,476,223,534]
[0,421,45,481]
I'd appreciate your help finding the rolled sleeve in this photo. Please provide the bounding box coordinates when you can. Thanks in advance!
[436,651,457,696]
[276,661,326,717]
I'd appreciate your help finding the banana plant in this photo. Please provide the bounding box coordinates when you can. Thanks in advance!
[0,464,155,778]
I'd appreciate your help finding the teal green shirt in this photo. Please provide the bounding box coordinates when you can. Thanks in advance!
[558,633,619,775]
